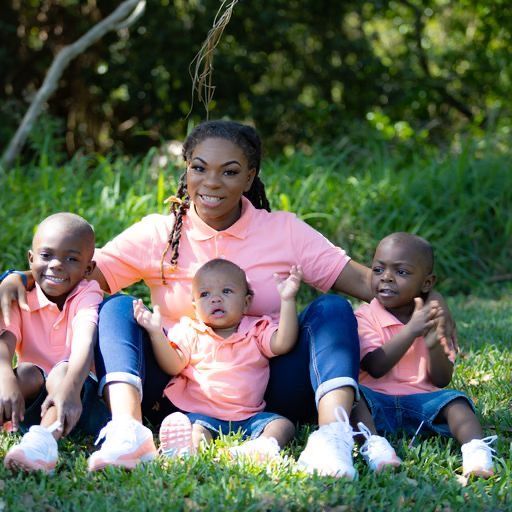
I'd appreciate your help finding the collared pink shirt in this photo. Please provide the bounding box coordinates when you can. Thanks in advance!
[356,298,455,396]
[95,197,350,329]
[164,315,278,420]
[0,280,103,374]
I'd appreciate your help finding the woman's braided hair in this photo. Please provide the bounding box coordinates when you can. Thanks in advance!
[160,120,271,284]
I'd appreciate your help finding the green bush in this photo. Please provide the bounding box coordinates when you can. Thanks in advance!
[1,135,510,296]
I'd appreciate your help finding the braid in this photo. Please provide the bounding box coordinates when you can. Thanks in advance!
[244,176,270,212]
[160,170,190,284]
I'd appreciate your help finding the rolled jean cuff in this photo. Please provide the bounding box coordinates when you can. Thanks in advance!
[98,372,143,399]
[315,376,360,407]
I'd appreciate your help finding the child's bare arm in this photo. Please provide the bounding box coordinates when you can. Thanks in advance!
[41,321,96,436]
[133,299,187,375]
[0,331,24,430]
[362,298,437,377]
[270,265,303,355]
[424,314,454,387]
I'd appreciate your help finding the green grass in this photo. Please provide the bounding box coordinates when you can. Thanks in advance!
[1,137,511,509]
[0,291,511,511]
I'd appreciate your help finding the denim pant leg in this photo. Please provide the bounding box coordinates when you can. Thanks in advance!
[264,295,360,424]
[95,294,173,426]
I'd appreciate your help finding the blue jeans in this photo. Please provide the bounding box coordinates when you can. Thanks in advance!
[95,294,360,425]
[359,385,475,437]
[186,411,285,440]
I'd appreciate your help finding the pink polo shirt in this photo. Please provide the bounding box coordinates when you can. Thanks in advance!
[164,315,278,420]
[0,280,103,374]
[95,197,349,329]
[356,299,455,395]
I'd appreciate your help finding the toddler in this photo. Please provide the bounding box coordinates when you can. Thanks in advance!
[133,258,303,461]
[0,213,109,473]
[351,232,496,477]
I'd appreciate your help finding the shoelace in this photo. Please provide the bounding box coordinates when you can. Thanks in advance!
[94,420,136,448]
[355,422,395,460]
[466,435,498,457]
[323,407,354,454]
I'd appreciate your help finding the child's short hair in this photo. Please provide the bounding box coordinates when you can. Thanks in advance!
[195,259,254,297]
[383,232,434,274]
[34,212,95,256]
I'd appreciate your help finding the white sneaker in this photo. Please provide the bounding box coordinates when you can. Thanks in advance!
[4,425,58,474]
[87,417,157,471]
[461,435,497,478]
[356,422,402,472]
[229,436,281,462]
[159,412,195,458]
[298,407,356,479]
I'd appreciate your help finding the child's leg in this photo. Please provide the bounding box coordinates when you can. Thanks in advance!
[259,417,295,448]
[15,363,45,402]
[229,414,294,462]
[350,398,378,440]
[192,423,213,451]
[4,365,59,473]
[438,398,483,444]
[41,363,70,440]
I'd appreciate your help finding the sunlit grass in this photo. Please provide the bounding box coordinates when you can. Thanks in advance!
[0,139,511,510]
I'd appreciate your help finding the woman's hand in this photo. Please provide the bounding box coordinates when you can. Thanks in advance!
[0,273,29,325]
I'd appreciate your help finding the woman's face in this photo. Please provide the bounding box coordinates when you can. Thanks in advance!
[186,138,256,231]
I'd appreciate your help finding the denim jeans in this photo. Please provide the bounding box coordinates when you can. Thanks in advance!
[359,385,475,438]
[95,293,360,425]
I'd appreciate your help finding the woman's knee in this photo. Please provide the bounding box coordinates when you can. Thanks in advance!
[99,293,137,319]
[302,294,355,322]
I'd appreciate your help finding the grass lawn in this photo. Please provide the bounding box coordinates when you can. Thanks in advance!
[0,289,510,512]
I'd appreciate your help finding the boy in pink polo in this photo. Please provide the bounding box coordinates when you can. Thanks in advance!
[132,258,302,461]
[0,213,108,473]
[351,232,496,477]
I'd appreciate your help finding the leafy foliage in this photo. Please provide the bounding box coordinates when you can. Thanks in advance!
[1,1,512,156]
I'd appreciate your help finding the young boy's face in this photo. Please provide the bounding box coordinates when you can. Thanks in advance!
[29,222,95,307]
[192,266,252,330]
[371,237,434,311]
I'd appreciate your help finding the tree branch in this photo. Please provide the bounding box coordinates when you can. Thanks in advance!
[1,0,146,170]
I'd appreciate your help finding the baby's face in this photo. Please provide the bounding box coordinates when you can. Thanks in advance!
[192,267,251,330]
[29,223,94,307]
[371,238,433,311]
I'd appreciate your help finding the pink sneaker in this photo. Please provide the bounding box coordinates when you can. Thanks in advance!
[159,412,195,458]
[87,417,157,471]
[4,426,58,474]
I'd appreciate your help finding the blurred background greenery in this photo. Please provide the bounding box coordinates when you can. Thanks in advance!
[1,0,511,155]
[1,1,511,297]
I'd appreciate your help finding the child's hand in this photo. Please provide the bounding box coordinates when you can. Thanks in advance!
[274,265,303,301]
[407,298,439,338]
[0,373,25,432]
[424,313,457,359]
[41,384,82,437]
[133,299,163,335]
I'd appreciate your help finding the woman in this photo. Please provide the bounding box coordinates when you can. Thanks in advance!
[0,120,452,478]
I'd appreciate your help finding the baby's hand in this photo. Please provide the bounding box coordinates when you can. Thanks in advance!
[274,265,303,301]
[407,298,439,338]
[133,299,163,334]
